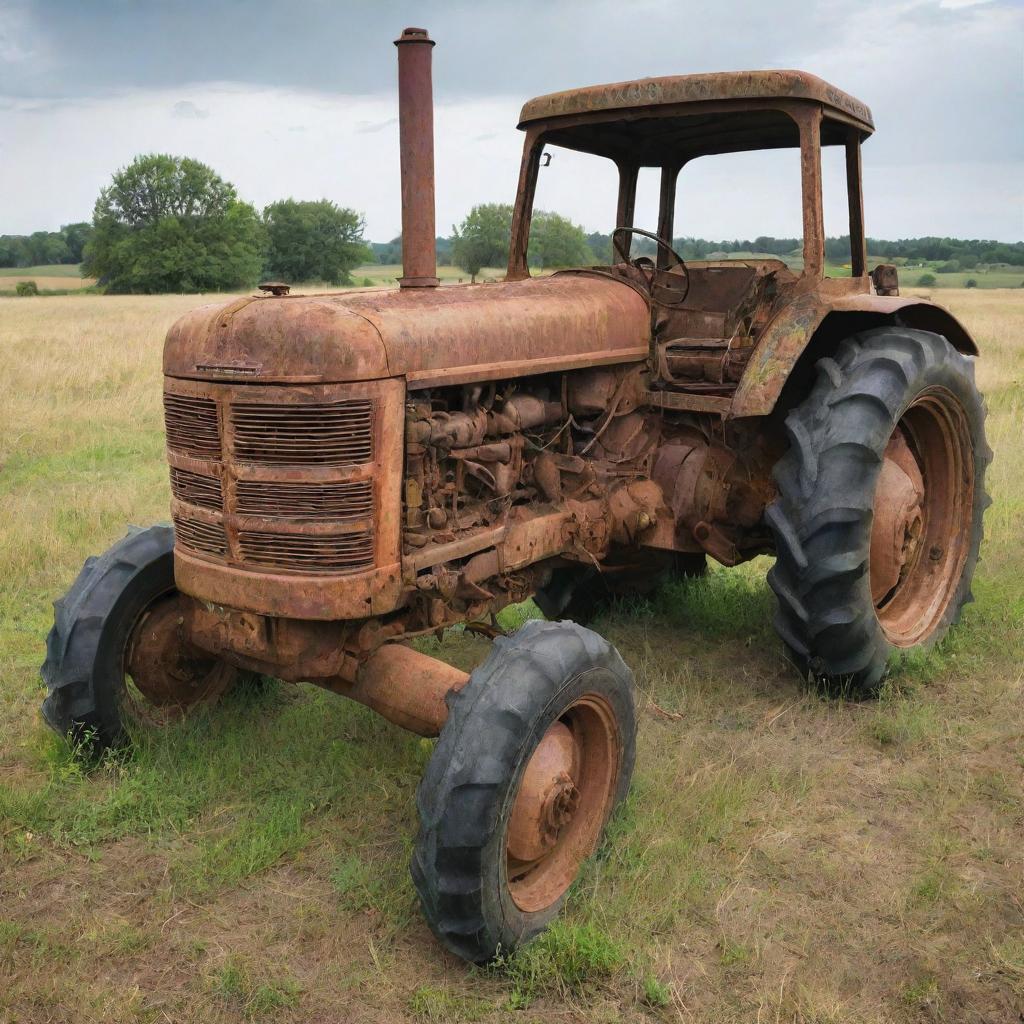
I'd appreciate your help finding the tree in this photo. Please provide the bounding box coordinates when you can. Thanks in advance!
[916,272,937,287]
[263,199,371,285]
[60,222,93,264]
[26,231,69,266]
[451,203,513,282]
[528,211,594,269]
[83,154,265,293]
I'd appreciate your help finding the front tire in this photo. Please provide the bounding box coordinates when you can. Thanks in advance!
[41,525,241,749]
[766,327,989,695]
[412,620,636,963]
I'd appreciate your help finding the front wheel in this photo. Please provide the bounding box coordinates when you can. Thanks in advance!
[412,620,636,963]
[41,525,242,749]
[766,327,990,695]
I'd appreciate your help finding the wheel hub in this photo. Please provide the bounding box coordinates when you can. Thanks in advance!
[507,721,579,863]
[504,694,621,913]
[870,389,974,647]
[125,595,236,722]
[870,429,926,605]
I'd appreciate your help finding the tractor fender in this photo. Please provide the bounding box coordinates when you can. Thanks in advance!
[729,292,978,419]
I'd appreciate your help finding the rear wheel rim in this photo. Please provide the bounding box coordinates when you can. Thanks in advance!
[122,591,236,726]
[505,693,621,913]
[871,387,974,647]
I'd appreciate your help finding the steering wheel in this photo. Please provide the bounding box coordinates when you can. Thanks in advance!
[611,226,690,308]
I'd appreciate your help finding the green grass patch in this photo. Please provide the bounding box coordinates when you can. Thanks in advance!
[0,264,86,278]
[0,683,423,898]
[493,920,624,1008]
[208,956,301,1019]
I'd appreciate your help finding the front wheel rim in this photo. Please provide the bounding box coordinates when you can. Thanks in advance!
[870,387,974,647]
[505,693,621,913]
[122,592,236,725]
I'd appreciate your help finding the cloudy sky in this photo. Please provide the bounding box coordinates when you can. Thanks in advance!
[1,0,1021,243]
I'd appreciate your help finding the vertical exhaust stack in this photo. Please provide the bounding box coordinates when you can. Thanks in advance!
[394,27,439,288]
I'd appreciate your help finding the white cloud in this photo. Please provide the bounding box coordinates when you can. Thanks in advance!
[171,99,209,120]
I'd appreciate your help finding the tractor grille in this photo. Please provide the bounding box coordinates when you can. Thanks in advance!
[231,400,373,466]
[164,382,388,579]
[170,467,223,511]
[237,528,375,574]
[164,394,221,459]
[235,478,373,520]
[172,514,227,557]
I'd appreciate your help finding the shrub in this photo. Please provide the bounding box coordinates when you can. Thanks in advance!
[965,278,978,288]
[15,280,38,296]
[916,273,937,287]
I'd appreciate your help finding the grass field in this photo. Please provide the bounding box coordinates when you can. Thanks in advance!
[1,289,1022,1023]
[0,265,85,278]
[0,264,97,294]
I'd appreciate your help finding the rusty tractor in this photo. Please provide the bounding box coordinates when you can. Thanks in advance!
[42,28,989,962]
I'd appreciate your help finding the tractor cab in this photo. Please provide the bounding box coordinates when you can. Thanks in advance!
[508,71,877,408]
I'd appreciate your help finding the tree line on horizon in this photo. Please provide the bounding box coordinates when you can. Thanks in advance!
[2,152,1021,293]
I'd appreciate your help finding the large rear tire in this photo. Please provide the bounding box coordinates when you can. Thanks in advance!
[412,620,636,963]
[41,525,241,749]
[766,327,989,696]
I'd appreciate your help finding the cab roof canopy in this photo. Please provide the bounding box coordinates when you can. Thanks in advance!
[518,70,874,165]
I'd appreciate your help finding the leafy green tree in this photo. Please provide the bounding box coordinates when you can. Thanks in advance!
[0,238,23,267]
[451,203,513,282]
[26,231,69,265]
[528,211,594,269]
[83,154,265,293]
[916,272,937,287]
[372,237,403,265]
[263,199,371,285]
[60,222,93,264]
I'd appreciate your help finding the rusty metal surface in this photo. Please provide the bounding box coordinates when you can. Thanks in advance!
[346,643,468,736]
[167,376,404,620]
[164,296,389,384]
[871,429,925,604]
[873,390,975,648]
[507,695,621,913]
[507,721,578,862]
[730,290,979,418]
[394,27,439,288]
[163,275,650,388]
[519,70,873,134]
[125,594,238,724]
[871,263,900,296]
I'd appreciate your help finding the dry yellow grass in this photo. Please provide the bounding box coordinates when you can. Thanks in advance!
[1,289,1022,1023]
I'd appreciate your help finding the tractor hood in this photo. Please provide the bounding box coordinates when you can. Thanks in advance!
[163,274,651,389]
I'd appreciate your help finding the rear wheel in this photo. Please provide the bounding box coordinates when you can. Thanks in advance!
[766,327,989,695]
[41,525,242,749]
[412,620,636,962]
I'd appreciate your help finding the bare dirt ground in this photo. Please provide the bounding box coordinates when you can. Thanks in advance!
[1,288,1021,1023]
